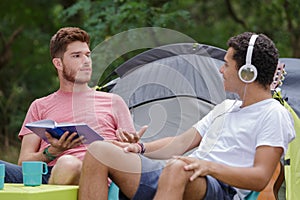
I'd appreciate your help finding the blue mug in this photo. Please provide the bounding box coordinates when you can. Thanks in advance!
[0,164,5,190]
[22,161,48,186]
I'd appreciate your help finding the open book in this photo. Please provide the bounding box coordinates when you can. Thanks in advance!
[25,119,104,144]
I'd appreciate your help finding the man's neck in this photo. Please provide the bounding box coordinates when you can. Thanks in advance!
[59,82,91,92]
[239,84,272,108]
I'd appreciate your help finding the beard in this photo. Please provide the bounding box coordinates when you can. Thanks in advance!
[62,62,91,84]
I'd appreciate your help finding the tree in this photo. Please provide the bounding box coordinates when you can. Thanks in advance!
[223,0,300,57]
[0,0,68,148]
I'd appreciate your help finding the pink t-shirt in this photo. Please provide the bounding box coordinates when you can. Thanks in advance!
[19,89,135,166]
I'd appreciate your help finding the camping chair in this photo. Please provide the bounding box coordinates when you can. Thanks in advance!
[108,182,119,200]
[278,58,300,200]
[256,162,285,200]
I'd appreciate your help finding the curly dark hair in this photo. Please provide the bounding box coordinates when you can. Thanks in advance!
[227,32,278,88]
[50,27,90,59]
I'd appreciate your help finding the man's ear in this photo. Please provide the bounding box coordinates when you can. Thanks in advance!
[52,58,63,70]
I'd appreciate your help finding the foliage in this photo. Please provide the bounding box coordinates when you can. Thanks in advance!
[58,0,192,84]
[59,0,191,47]
[0,0,63,148]
[59,0,300,84]
[0,145,20,164]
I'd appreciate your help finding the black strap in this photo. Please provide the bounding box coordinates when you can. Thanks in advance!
[284,159,290,166]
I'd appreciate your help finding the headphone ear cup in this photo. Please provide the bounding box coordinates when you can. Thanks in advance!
[238,64,257,83]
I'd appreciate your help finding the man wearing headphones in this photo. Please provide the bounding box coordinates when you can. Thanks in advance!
[78,32,295,200]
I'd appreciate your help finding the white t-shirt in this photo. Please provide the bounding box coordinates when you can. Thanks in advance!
[190,99,295,198]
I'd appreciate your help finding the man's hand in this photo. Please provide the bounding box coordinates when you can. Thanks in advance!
[174,156,210,181]
[116,125,148,143]
[111,140,142,153]
[45,131,84,155]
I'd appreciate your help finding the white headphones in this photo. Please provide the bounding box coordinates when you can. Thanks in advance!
[238,34,259,83]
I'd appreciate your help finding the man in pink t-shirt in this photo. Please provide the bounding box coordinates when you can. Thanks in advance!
[0,27,137,185]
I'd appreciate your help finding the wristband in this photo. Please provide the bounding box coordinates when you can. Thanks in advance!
[43,146,57,161]
[137,143,146,154]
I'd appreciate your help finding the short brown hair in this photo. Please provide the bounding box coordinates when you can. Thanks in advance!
[50,27,90,59]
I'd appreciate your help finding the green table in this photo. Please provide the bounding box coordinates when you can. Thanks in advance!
[0,183,78,200]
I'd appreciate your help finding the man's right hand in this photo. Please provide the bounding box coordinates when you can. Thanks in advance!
[45,131,84,154]
[116,125,148,143]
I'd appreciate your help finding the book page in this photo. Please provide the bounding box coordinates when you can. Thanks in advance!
[25,119,56,128]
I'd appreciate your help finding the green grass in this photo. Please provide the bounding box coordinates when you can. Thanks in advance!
[0,144,21,164]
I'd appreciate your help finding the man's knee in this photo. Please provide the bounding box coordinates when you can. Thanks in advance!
[88,141,113,156]
[164,159,188,174]
[158,159,192,185]
[86,141,142,174]
[52,155,82,179]
[55,155,82,172]
[49,155,82,185]
[86,141,125,167]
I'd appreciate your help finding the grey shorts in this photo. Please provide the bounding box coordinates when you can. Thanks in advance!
[119,156,237,200]
[119,155,163,200]
[204,175,237,200]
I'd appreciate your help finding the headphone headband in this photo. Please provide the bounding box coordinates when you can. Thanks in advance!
[245,34,259,66]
